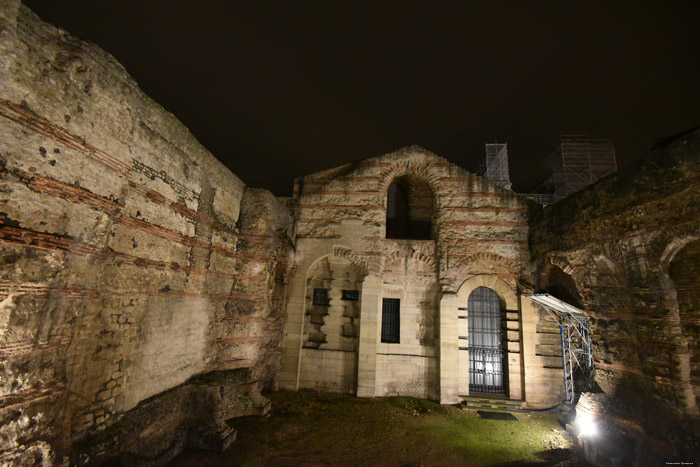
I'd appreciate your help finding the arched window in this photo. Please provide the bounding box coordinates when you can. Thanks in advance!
[386,175,433,239]
[467,286,505,394]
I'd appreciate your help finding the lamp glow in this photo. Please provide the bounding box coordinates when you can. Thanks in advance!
[577,413,598,438]
[576,413,598,438]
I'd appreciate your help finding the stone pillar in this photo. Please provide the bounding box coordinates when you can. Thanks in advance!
[439,292,460,404]
[520,296,538,405]
[357,275,381,398]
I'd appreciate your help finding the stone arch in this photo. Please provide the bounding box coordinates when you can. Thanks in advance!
[455,274,517,397]
[541,256,584,309]
[548,255,575,275]
[299,253,365,394]
[659,236,700,415]
[455,252,519,282]
[380,249,438,274]
[456,274,518,311]
[377,159,442,196]
[331,245,369,276]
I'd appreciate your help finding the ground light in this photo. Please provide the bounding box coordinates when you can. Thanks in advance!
[576,411,598,438]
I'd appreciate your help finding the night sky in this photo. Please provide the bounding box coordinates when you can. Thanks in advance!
[23,1,700,195]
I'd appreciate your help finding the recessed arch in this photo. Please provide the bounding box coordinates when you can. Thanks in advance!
[466,286,506,394]
[541,263,584,309]
[660,236,700,415]
[298,253,365,394]
[385,174,434,240]
[456,274,518,311]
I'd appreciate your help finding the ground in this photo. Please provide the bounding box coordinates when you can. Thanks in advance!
[169,390,587,466]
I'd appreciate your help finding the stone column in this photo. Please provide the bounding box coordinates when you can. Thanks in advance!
[357,275,381,398]
[439,292,460,404]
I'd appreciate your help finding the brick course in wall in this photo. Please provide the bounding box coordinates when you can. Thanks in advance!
[0,3,292,465]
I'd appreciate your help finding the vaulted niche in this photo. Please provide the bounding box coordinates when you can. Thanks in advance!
[668,239,700,409]
[544,265,583,309]
[386,175,433,239]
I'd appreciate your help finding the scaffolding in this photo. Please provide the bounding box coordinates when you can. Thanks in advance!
[480,143,512,190]
[552,135,617,202]
[526,293,594,403]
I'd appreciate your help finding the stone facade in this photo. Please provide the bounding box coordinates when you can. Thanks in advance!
[2,2,699,466]
[278,148,561,408]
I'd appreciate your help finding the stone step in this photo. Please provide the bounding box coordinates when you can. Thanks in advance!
[460,396,525,410]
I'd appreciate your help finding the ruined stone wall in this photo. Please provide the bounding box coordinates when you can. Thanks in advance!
[529,127,700,463]
[280,148,536,401]
[0,3,291,465]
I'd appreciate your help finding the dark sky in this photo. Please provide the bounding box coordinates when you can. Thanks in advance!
[23,0,700,195]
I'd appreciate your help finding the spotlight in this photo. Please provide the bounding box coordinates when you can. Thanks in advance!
[576,413,598,438]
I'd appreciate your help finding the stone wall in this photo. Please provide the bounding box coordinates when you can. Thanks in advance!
[279,148,548,404]
[529,127,700,463]
[0,2,291,465]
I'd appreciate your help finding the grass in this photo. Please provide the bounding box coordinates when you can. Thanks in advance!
[169,390,585,466]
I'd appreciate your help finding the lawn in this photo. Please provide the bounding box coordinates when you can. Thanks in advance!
[169,390,585,466]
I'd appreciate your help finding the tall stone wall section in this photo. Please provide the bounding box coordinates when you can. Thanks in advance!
[0,3,291,465]
[529,127,700,464]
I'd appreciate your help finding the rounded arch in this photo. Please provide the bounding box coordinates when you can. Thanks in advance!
[660,235,700,268]
[456,274,518,311]
[378,248,438,276]
[539,256,584,309]
[659,236,700,415]
[377,159,442,196]
[385,174,435,240]
[455,252,520,283]
[331,245,369,276]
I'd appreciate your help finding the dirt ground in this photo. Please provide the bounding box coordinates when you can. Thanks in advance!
[169,390,588,467]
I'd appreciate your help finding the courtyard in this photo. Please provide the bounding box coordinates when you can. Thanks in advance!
[170,390,585,467]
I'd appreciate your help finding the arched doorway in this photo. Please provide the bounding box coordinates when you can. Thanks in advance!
[467,286,505,394]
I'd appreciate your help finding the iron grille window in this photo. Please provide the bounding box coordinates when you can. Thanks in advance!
[341,290,359,301]
[381,298,400,343]
[467,286,505,394]
[312,288,330,306]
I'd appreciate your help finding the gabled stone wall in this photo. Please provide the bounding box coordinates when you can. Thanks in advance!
[279,147,547,404]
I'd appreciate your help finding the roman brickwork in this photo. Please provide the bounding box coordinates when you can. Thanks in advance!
[278,148,558,407]
[0,2,291,465]
[2,2,699,466]
[530,128,700,463]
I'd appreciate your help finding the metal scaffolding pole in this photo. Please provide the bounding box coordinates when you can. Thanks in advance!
[526,293,594,403]
[481,142,512,190]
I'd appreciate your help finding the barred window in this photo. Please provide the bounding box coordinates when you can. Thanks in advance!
[381,298,400,343]
[313,288,330,305]
[341,290,359,301]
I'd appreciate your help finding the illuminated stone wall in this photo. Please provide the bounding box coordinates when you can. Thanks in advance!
[278,148,553,405]
[0,2,291,465]
[529,127,700,464]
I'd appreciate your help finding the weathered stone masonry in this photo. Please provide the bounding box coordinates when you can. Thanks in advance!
[2,1,699,466]
[278,149,562,409]
[530,127,700,464]
[0,2,291,465]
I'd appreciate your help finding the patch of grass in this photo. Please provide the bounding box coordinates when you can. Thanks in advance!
[169,390,585,467]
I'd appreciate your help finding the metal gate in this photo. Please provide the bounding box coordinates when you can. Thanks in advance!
[467,286,505,394]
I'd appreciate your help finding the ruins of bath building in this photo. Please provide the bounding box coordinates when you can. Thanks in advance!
[1,2,699,465]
